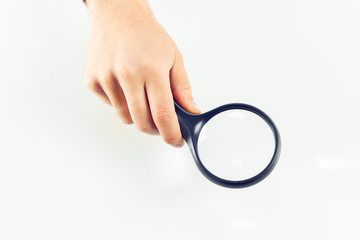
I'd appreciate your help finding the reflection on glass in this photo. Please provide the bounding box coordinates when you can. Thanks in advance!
[197,110,275,181]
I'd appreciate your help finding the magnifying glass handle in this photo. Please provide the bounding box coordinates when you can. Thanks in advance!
[174,100,206,144]
[174,101,192,143]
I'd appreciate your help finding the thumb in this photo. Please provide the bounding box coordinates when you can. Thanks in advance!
[170,51,201,114]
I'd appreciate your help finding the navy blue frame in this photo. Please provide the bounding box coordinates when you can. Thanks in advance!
[174,101,281,188]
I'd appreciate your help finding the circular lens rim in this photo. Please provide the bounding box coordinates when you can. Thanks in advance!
[191,103,281,188]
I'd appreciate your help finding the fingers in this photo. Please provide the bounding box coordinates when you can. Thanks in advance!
[100,74,133,124]
[146,74,184,148]
[86,79,112,106]
[85,53,193,148]
[119,70,159,135]
[86,73,134,125]
[170,50,201,114]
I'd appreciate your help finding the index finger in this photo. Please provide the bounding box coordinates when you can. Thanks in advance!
[145,76,184,148]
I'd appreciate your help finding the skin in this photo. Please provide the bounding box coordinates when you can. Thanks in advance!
[84,0,201,148]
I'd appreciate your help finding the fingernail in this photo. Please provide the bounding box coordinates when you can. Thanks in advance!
[192,100,201,113]
[174,140,185,148]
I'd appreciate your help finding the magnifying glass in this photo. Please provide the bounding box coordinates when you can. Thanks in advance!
[174,101,281,188]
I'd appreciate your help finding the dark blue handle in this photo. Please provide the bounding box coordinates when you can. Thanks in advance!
[174,100,205,144]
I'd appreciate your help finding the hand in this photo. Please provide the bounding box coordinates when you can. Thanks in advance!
[84,0,200,148]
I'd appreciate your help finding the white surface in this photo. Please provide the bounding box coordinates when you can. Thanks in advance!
[0,0,359,239]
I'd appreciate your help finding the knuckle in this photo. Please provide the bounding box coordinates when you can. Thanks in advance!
[85,78,98,92]
[117,67,132,83]
[141,62,160,78]
[99,72,114,86]
[85,72,99,92]
[181,79,192,91]
[153,109,171,123]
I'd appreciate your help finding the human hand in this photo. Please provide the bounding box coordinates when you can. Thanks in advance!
[84,0,200,148]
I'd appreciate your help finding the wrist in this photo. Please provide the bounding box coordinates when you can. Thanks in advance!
[89,0,158,34]
[86,0,150,13]
[87,0,155,25]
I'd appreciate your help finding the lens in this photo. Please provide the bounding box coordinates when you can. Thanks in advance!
[197,109,275,181]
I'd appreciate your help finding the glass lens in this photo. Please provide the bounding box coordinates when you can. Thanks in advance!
[197,109,275,181]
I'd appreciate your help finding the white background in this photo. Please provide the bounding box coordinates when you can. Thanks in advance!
[0,0,359,239]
